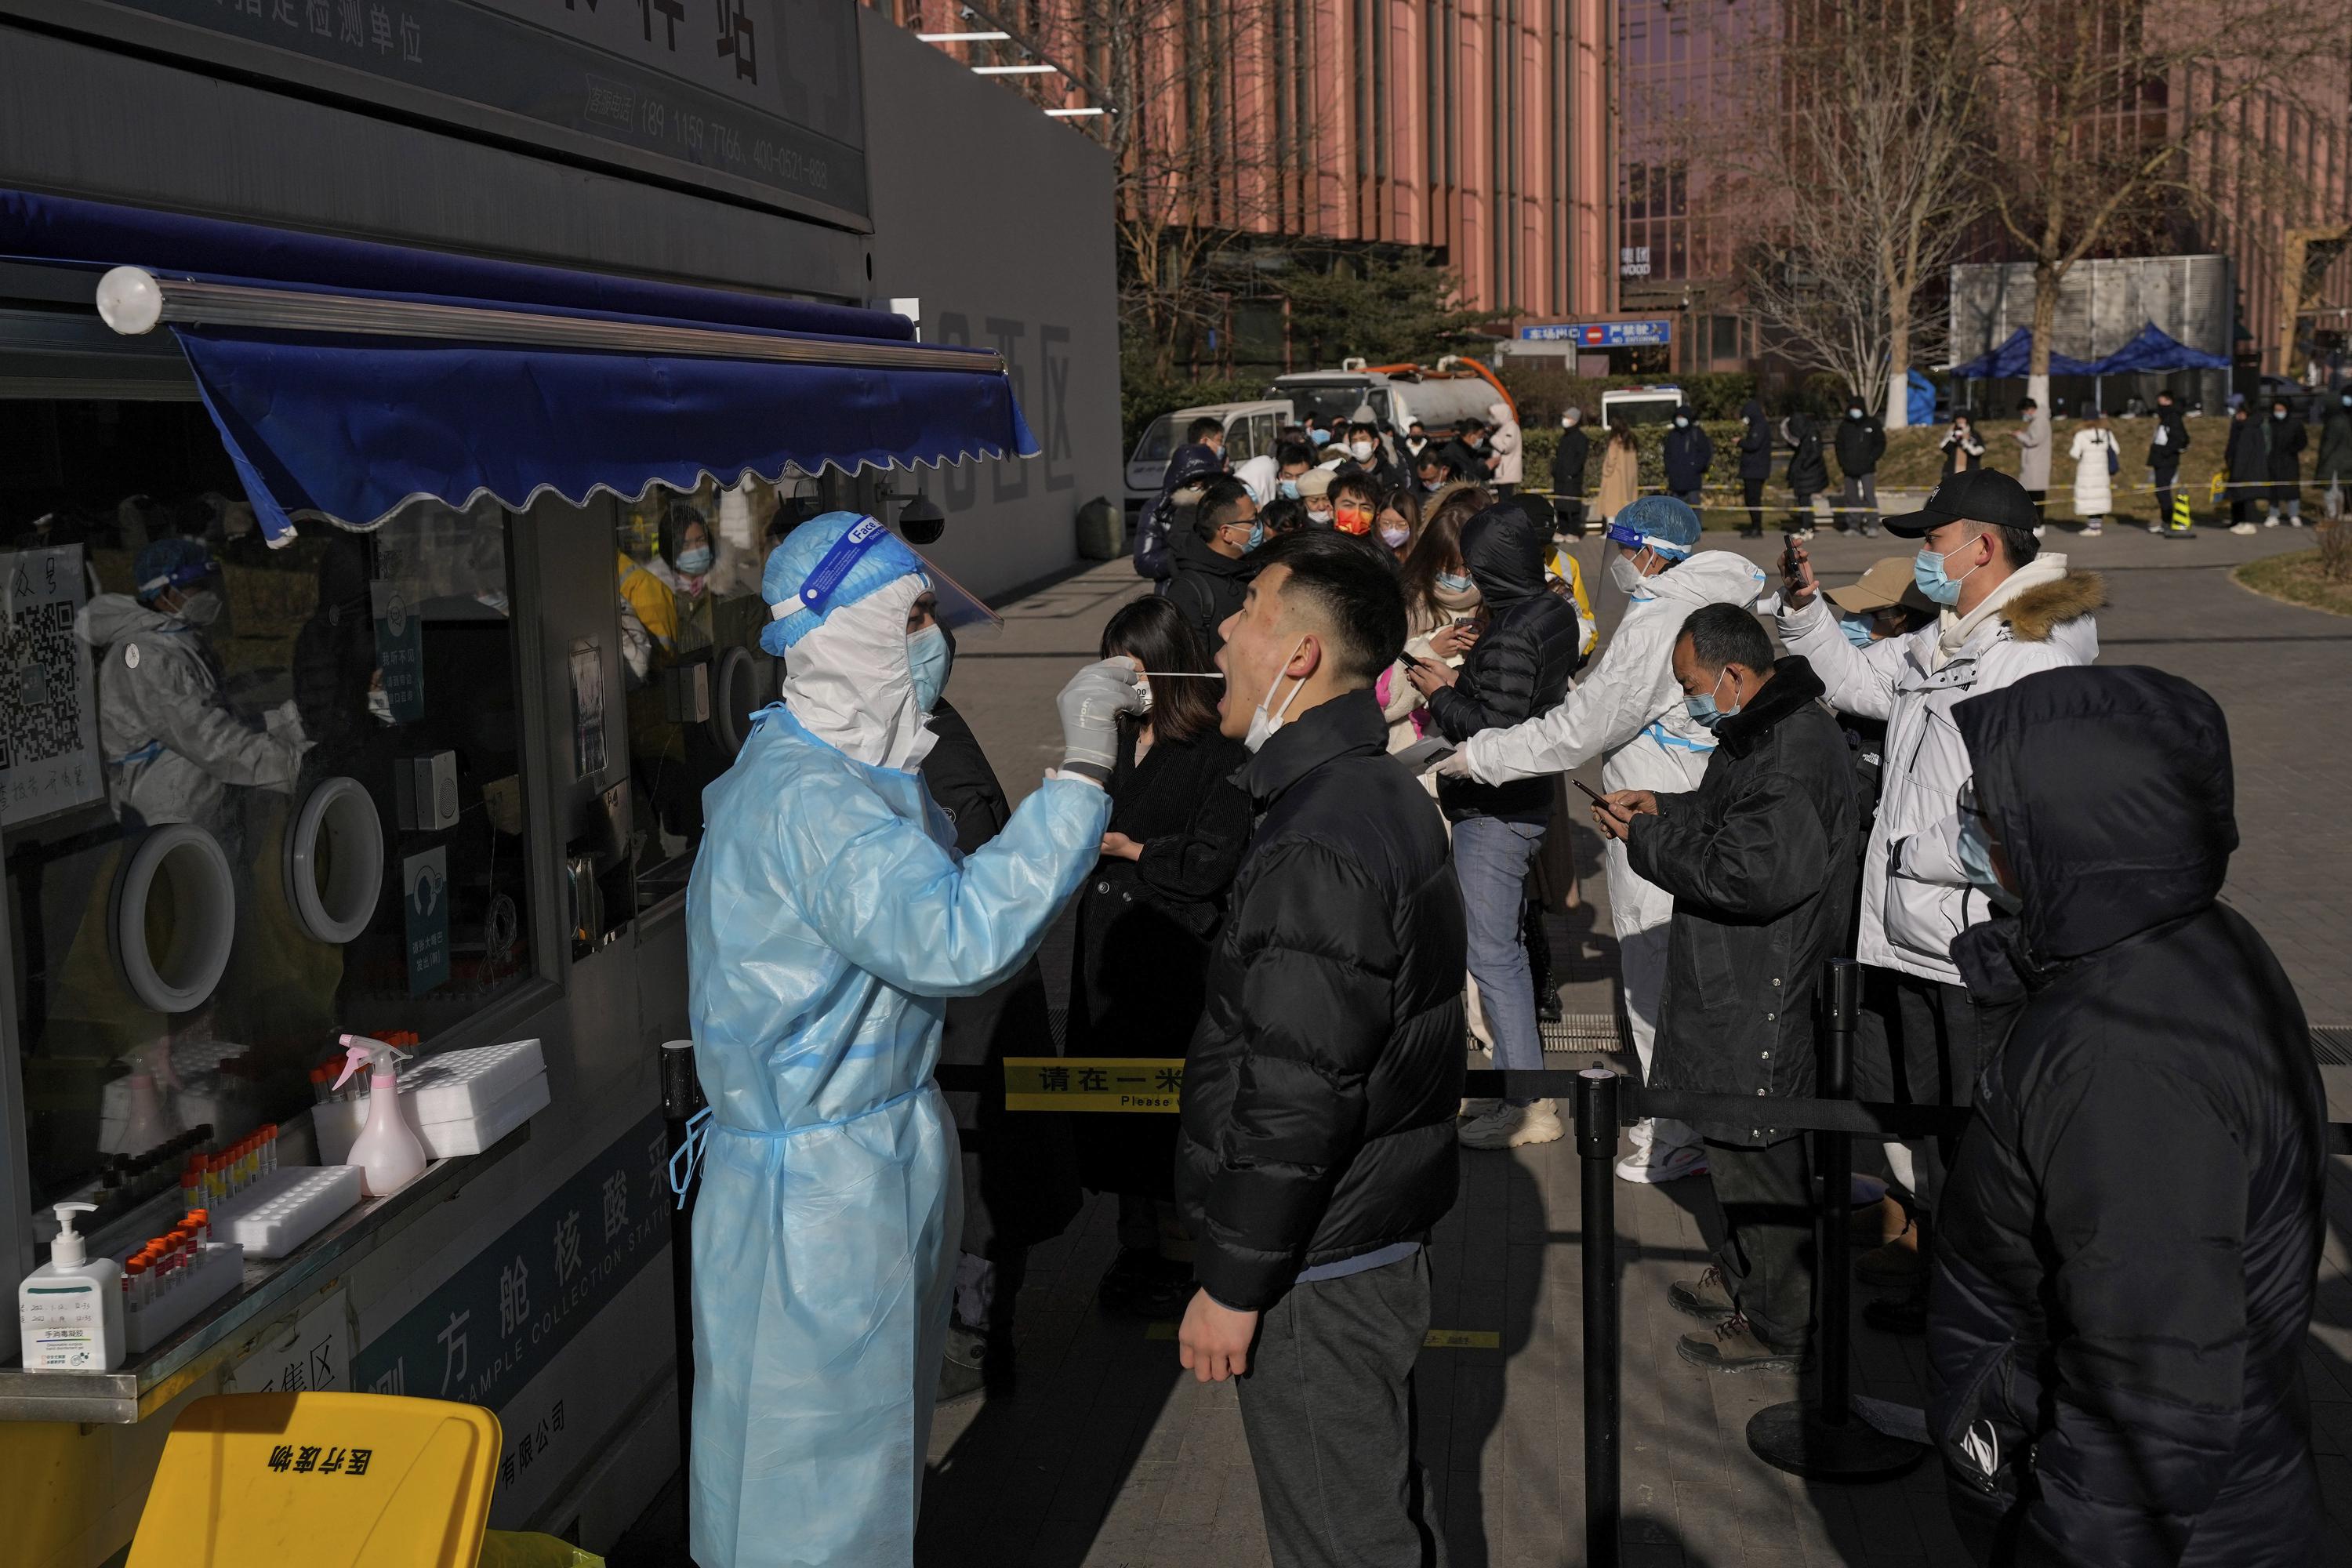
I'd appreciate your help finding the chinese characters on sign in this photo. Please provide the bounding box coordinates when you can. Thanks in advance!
[0,546,103,827]
[1002,1058,1184,1113]
[352,1114,669,1417]
[403,845,451,995]
[1619,245,1653,278]
[265,1444,375,1475]
[1516,320,1675,349]
[370,578,425,723]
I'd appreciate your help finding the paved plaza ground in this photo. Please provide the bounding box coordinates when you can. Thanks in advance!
[922,521,2352,1568]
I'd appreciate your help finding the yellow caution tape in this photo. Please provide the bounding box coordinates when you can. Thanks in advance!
[1145,1322,1500,1349]
[1002,1057,1182,1112]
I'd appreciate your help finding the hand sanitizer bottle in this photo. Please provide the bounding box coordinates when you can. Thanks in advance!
[333,1034,428,1198]
[19,1202,125,1371]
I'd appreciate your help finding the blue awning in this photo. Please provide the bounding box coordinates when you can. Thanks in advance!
[2082,321,2230,376]
[0,190,1035,546]
[1950,327,2096,380]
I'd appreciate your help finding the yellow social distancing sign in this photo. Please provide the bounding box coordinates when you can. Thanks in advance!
[1003,1057,1183,1112]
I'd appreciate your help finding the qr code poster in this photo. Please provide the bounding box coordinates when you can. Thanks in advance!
[0,546,102,827]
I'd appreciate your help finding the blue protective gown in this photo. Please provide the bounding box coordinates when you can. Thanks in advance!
[684,705,1109,1568]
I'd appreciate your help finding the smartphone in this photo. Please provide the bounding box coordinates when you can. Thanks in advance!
[1399,651,1426,669]
[1571,778,1608,808]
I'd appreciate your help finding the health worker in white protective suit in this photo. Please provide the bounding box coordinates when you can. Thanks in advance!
[74,535,306,854]
[681,510,1140,1568]
[1438,497,1766,1183]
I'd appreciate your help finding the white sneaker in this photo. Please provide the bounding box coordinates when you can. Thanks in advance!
[1614,1141,1709,1184]
[2264,515,2281,528]
[2147,521,2163,535]
[2291,516,2307,528]
[2082,521,2102,536]
[1457,1099,1565,1150]
[2230,521,2258,535]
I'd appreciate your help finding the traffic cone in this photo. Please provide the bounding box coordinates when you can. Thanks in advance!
[2165,488,2194,535]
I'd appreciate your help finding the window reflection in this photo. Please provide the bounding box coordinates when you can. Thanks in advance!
[5,401,535,1223]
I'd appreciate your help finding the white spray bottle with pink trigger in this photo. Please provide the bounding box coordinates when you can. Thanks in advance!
[333,1034,427,1197]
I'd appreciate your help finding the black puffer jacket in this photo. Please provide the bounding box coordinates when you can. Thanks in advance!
[1623,657,1858,1145]
[1737,399,1773,481]
[1930,666,2325,1567]
[1835,408,1886,477]
[2146,403,2190,470]
[1165,525,1256,655]
[1136,442,1225,583]
[1785,412,1828,496]
[1662,406,1715,492]
[1175,691,1466,1311]
[1555,422,1592,492]
[1429,499,1581,824]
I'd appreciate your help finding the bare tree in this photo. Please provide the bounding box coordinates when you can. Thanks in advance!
[1964,0,2347,409]
[941,0,1287,379]
[1713,0,1983,426]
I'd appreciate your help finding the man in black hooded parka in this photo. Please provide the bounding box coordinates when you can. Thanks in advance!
[1929,665,2325,1566]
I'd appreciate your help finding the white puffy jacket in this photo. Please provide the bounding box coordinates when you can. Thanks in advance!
[1459,550,1769,797]
[1780,557,2103,984]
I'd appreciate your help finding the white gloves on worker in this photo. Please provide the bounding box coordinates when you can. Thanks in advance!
[1056,659,1146,782]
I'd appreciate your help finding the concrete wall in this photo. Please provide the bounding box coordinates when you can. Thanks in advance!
[1948,256,2235,408]
[859,9,1122,602]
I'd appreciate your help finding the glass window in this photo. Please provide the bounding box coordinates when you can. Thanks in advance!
[4,399,539,1219]
[615,480,786,907]
[1711,314,1742,363]
[1129,415,1181,466]
[1226,416,1261,464]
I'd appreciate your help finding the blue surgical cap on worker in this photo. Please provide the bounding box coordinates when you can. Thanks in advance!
[1609,495,1703,558]
[759,511,927,656]
[133,536,217,602]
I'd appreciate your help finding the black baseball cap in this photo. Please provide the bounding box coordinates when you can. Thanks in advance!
[1882,468,2041,538]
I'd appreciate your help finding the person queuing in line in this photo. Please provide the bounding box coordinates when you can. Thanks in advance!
[2318,383,2352,519]
[1595,420,1641,527]
[2067,411,2118,537]
[1381,490,1485,753]
[2010,397,2051,532]
[1595,603,1857,1374]
[1436,498,1769,1182]
[1297,466,1338,528]
[1441,418,1494,486]
[2147,388,2192,535]
[1413,442,1465,496]
[1167,477,1261,655]
[1177,530,1463,1568]
[1406,499,1582,1152]
[1930,666,2324,1566]
[1373,485,1422,559]
[1071,598,1253,1325]
[1663,402,1714,509]
[1135,419,1230,587]
[1777,468,2101,1334]
[1342,418,1405,490]
[922,656,1080,1403]
[2259,396,2308,528]
[682,512,1141,1568]
[1554,405,1593,537]
[1329,470,1382,538]
[1782,410,1828,540]
[1939,414,1987,477]
[1257,496,1310,540]
[2224,397,2263,535]
[1273,440,1318,503]
[1484,400,1523,498]
[1402,418,1432,464]
[1834,394,1887,537]
[1736,397,1773,538]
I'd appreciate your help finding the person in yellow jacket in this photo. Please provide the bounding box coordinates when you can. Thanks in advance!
[1547,540,1599,663]
[616,549,677,681]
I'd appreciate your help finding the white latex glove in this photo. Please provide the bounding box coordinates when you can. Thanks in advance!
[1055,658,1145,782]
[1435,748,1475,780]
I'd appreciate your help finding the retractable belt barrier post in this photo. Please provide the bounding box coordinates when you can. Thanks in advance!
[1573,1069,1624,1568]
[1744,960,1929,1482]
[659,1040,706,1473]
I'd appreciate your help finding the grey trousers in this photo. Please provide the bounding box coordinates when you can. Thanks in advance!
[1236,1251,1448,1568]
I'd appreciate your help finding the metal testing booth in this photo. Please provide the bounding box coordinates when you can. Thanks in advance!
[0,1,1118,1559]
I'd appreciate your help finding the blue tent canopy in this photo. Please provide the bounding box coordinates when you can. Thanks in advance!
[1950,327,2097,380]
[0,189,1036,546]
[2084,321,2230,376]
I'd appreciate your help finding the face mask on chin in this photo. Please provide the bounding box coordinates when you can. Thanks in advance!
[1242,636,1309,753]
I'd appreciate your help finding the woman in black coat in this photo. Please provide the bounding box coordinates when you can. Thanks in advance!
[1069,596,1254,1316]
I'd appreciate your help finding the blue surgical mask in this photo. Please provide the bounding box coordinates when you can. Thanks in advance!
[1837,612,1878,648]
[676,545,714,575]
[1436,571,1475,595]
[1246,521,1266,551]
[1278,478,1301,500]
[1848,408,1864,421]
[1308,428,1333,447]
[907,623,951,712]
[1957,811,2021,913]
[1912,534,1985,607]
[1683,669,1738,731]
[1673,416,1690,429]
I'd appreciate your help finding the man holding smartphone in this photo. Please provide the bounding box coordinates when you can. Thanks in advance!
[1776,467,2101,1330]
